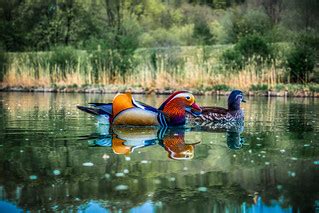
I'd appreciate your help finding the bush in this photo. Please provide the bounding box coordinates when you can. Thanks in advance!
[286,45,315,83]
[222,35,273,69]
[309,84,319,92]
[50,46,78,78]
[235,35,272,60]
[250,84,268,91]
[212,84,230,91]
[0,52,9,81]
[233,9,271,40]
[221,48,243,70]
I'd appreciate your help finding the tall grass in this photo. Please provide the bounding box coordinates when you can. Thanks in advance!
[0,45,291,90]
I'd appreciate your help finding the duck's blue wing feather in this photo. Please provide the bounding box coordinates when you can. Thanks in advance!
[89,103,112,115]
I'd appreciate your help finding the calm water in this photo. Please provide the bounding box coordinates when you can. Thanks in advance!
[0,92,318,213]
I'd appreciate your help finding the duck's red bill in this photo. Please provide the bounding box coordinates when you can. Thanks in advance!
[191,102,202,112]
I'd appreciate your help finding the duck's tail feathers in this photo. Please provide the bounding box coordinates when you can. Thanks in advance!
[77,105,110,116]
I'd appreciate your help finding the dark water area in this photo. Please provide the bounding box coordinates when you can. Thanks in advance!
[0,92,318,213]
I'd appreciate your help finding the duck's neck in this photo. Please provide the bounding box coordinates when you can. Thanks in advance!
[162,101,186,126]
[228,102,241,111]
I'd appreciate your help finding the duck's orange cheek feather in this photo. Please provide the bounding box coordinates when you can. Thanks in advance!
[113,108,160,126]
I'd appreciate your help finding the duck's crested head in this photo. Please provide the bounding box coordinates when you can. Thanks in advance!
[159,91,202,115]
[228,90,246,110]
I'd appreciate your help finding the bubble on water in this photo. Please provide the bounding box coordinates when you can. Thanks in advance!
[313,161,319,165]
[249,150,252,153]
[288,171,296,177]
[256,137,261,140]
[138,151,141,154]
[198,187,207,192]
[115,185,128,191]
[210,141,213,144]
[280,149,285,153]
[141,160,148,164]
[25,138,29,141]
[262,155,266,158]
[277,185,283,190]
[53,170,61,176]
[102,154,110,159]
[20,150,24,153]
[82,162,94,167]
[29,175,38,180]
[125,156,131,161]
[133,179,138,184]
[251,160,254,163]
[265,162,270,165]
[233,154,236,158]
[169,177,176,182]
[115,173,125,177]
[258,154,261,157]
[200,171,205,175]
[104,173,111,179]
[183,167,188,171]
[303,144,310,147]
[260,151,266,154]
[291,157,298,161]
[123,169,129,174]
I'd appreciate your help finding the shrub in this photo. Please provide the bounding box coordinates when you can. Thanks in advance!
[0,52,9,81]
[233,9,271,40]
[286,45,315,83]
[235,35,272,60]
[50,46,78,79]
[221,48,243,70]
[221,35,273,69]
[309,84,319,92]
[250,84,268,91]
[212,84,230,91]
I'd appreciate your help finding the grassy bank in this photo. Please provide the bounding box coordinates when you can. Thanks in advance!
[0,44,318,95]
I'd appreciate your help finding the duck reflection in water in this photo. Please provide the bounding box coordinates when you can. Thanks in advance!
[191,120,245,150]
[80,125,200,159]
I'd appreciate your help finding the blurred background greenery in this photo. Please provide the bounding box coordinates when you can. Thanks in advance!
[0,0,318,91]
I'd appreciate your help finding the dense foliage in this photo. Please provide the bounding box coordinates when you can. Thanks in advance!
[0,0,318,84]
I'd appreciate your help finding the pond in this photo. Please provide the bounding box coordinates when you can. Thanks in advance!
[0,92,318,213]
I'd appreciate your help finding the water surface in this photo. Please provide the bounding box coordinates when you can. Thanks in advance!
[0,92,318,212]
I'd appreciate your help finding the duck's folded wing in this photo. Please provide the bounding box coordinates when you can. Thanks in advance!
[201,107,228,115]
[199,107,230,121]
[89,103,112,115]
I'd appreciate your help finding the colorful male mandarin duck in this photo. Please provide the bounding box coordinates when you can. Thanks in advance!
[190,90,245,123]
[77,91,202,126]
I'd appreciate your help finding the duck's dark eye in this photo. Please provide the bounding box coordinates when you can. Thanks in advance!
[186,96,190,100]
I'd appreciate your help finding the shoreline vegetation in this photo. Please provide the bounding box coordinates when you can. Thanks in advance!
[1,44,318,97]
[1,84,319,97]
[1,1,318,97]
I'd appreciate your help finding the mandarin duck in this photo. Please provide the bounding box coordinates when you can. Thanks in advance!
[189,90,245,123]
[77,91,202,126]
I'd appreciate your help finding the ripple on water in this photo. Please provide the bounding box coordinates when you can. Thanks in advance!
[82,162,94,167]
[115,185,128,191]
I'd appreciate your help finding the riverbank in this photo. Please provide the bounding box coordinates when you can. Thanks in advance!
[1,84,319,97]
